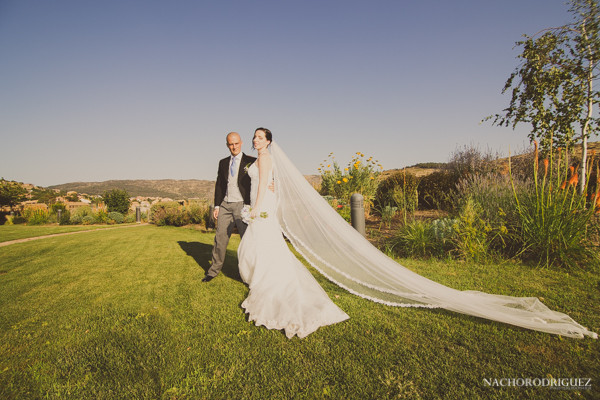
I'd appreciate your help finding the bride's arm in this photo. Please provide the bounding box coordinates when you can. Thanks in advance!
[252,154,272,217]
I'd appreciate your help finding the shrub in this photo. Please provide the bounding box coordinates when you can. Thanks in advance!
[390,217,457,259]
[319,152,382,214]
[454,172,525,257]
[124,213,137,223]
[150,202,191,226]
[418,170,460,211]
[82,215,96,225]
[69,206,93,224]
[188,201,210,225]
[58,210,71,225]
[374,171,419,214]
[108,212,124,224]
[323,196,351,223]
[451,197,506,264]
[95,210,109,224]
[12,215,26,224]
[447,144,500,178]
[22,207,50,225]
[455,173,520,225]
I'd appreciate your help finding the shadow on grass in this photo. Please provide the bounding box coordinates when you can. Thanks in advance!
[177,241,242,282]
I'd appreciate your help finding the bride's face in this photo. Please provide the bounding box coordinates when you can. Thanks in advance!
[253,130,270,151]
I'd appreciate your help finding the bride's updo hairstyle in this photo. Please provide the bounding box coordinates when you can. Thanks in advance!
[253,127,272,149]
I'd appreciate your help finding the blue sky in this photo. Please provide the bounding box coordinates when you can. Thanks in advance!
[0,0,574,187]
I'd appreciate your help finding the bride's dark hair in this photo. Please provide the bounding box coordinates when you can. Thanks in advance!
[253,127,272,149]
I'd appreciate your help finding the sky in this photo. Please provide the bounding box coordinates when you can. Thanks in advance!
[0,0,576,187]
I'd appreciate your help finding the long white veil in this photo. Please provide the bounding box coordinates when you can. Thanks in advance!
[270,141,597,339]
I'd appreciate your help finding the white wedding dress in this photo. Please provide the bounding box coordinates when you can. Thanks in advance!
[237,142,596,340]
[238,162,349,338]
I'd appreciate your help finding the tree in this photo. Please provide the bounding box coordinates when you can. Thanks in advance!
[488,0,600,193]
[30,187,59,204]
[65,192,79,202]
[102,189,131,214]
[0,178,27,210]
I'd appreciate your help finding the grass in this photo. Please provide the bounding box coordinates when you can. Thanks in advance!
[0,224,137,243]
[0,224,598,399]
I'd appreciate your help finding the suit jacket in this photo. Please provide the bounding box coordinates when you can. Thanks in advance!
[214,153,256,206]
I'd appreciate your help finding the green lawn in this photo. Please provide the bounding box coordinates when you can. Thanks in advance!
[0,224,135,243]
[0,225,598,399]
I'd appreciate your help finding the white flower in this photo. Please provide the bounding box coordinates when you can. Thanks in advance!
[241,205,253,224]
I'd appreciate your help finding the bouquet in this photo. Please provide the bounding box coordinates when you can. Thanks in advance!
[241,205,268,224]
[241,205,252,224]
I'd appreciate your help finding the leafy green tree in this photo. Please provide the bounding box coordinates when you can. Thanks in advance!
[30,187,60,204]
[0,178,27,210]
[65,192,79,202]
[487,0,600,193]
[102,189,131,214]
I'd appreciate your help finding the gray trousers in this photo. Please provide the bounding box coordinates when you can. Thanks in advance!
[207,201,248,277]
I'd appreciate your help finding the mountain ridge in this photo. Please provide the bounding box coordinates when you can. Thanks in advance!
[48,179,216,200]
[48,176,322,200]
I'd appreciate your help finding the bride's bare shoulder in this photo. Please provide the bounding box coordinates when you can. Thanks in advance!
[257,153,272,169]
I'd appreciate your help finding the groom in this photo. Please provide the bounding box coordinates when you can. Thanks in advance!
[203,132,256,282]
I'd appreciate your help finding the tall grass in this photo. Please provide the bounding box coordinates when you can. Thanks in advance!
[509,143,600,269]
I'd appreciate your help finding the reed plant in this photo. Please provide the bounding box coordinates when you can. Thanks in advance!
[509,142,600,269]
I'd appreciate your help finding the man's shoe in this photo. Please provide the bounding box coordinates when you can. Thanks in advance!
[202,275,214,283]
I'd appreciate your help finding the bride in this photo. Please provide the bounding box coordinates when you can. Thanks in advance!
[238,128,349,338]
[238,128,597,340]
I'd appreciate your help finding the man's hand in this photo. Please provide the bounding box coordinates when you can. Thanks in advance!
[213,207,219,220]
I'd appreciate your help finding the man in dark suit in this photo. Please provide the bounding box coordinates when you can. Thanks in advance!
[203,132,256,282]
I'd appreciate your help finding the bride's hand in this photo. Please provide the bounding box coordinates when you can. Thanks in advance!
[250,209,257,219]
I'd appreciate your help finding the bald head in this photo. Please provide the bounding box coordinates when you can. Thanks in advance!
[226,132,242,156]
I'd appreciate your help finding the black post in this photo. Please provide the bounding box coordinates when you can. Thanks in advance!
[136,206,141,223]
[350,193,365,236]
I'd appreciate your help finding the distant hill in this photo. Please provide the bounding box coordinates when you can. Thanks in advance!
[48,179,215,200]
[48,176,323,200]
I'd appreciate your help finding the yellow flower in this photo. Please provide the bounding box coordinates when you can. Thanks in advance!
[343,178,348,183]
[349,175,353,178]
[327,164,331,168]
[370,177,375,180]
[344,168,349,171]
[337,180,341,184]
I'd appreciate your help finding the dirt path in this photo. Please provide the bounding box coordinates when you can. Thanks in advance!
[0,223,150,247]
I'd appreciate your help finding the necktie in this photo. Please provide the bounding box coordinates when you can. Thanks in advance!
[230,156,237,177]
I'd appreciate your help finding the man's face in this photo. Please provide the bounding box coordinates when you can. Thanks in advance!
[226,134,242,156]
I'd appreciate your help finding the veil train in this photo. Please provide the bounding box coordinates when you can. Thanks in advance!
[270,141,597,339]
